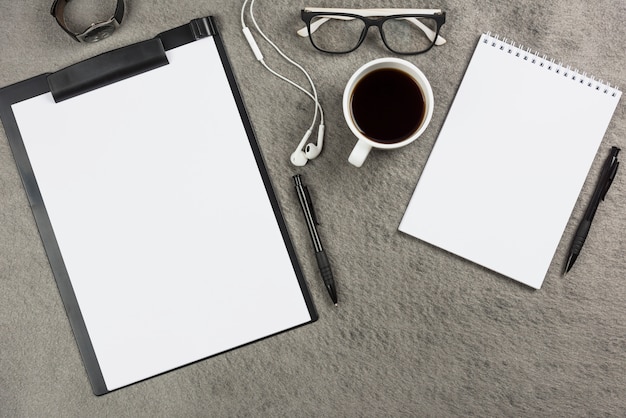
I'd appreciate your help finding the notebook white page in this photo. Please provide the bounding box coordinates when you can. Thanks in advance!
[399,33,621,289]
[12,36,312,391]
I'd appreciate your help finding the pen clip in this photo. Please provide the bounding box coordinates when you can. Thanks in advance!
[303,186,319,225]
[601,160,619,201]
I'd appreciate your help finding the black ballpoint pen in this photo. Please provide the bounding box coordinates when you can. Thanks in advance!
[565,146,620,273]
[293,174,338,305]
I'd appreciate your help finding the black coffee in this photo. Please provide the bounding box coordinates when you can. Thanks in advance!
[350,68,425,144]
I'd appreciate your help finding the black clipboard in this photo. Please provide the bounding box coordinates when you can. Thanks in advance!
[0,16,317,395]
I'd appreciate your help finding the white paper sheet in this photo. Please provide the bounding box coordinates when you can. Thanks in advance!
[399,33,621,289]
[12,36,312,391]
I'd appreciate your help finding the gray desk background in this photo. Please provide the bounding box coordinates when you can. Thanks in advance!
[1,1,624,416]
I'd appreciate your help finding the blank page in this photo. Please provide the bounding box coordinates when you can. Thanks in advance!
[12,36,313,391]
[400,33,621,289]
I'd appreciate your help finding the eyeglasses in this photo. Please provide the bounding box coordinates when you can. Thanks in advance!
[299,8,446,55]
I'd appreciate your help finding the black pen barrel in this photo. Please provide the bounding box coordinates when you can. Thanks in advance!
[294,174,338,304]
[570,219,592,256]
[566,147,620,273]
[584,150,619,220]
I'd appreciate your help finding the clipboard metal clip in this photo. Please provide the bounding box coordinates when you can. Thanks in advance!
[190,17,216,40]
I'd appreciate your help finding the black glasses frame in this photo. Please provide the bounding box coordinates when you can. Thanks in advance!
[300,10,446,55]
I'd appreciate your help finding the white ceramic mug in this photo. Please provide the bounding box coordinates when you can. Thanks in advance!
[344,58,434,167]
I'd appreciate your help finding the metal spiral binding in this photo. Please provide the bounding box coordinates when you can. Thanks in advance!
[482,32,620,98]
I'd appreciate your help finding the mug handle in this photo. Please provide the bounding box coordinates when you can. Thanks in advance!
[348,139,372,167]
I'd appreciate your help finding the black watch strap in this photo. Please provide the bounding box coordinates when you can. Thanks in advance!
[51,0,126,42]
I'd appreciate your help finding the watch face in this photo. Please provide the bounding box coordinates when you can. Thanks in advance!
[81,22,117,43]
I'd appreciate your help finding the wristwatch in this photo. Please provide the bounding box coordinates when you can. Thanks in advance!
[51,0,126,43]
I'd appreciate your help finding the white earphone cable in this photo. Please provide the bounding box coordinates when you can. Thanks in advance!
[241,0,324,129]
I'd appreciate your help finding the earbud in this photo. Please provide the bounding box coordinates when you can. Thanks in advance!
[290,124,325,166]
[291,129,313,166]
[304,144,321,159]
[290,150,309,166]
[304,124,325,159]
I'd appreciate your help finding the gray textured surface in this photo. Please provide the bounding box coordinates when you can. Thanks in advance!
[1,0,625,416]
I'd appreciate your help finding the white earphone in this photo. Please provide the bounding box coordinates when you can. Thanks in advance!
[241,0,325,166]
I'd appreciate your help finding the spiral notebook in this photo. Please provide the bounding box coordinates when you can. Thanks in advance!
[400,33,621,289]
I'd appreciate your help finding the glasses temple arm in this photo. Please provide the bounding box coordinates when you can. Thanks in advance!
[405,18,446,45]
[296,16,352,37]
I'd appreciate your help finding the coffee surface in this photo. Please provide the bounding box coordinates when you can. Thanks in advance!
[351,68,425,144]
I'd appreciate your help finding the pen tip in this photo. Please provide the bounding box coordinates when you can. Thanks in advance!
[564,253,577,274]
[334,303,338,307]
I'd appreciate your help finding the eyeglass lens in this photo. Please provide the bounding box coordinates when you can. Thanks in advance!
[309,15,439,54]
